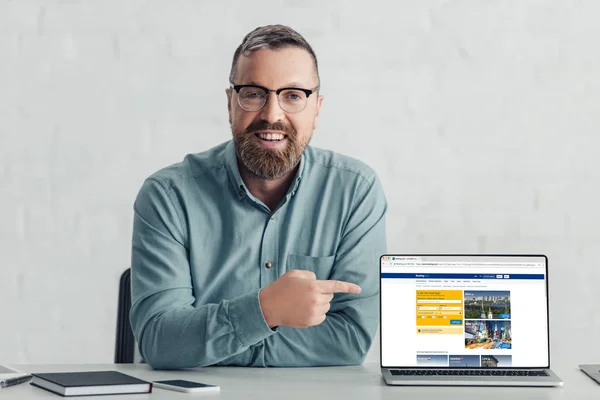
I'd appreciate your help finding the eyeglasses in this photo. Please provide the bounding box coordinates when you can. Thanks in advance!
[230,83,319,113]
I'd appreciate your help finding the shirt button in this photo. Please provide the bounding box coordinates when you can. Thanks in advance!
[265,262,272,269]
[238,191,244,196]
[270,215,275,220]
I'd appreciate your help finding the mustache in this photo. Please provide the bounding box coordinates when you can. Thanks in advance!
[244,121,296,136]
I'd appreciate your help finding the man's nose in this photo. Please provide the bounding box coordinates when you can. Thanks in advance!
[259,92,285,124]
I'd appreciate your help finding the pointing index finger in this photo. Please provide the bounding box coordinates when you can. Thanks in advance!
[318,280,362,294]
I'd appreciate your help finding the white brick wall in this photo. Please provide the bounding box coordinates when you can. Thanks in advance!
[1,0,599,367]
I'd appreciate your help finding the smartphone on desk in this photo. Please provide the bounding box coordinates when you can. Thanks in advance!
[153,379,220,393]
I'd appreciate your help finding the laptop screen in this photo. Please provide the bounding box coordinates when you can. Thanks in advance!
[380,255,549,369]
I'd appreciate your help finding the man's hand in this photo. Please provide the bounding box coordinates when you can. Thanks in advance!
[258,270,361,329]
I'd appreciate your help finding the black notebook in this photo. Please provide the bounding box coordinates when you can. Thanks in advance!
[30,371,152,397]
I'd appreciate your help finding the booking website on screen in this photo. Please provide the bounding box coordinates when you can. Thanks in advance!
[381,256,549,368]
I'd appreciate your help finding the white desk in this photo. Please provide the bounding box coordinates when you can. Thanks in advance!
[1,362,598,399]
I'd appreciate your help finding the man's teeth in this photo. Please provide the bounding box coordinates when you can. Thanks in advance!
[257,133,284,141]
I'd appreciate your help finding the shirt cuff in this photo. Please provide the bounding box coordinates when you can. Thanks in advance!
[228,289,276,347]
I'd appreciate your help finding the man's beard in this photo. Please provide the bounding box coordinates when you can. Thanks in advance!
[232,121,309,180]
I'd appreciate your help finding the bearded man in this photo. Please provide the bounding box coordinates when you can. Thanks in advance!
[129,24,387,369]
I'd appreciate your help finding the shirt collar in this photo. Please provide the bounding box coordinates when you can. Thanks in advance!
[285,151,305,198]
[224,141,248,200]
[224,140,306,201]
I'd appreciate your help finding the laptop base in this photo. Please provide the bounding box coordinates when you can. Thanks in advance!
[382,368,564,386]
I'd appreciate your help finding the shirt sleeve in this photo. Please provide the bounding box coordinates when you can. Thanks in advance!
[260,173,387,366]
[129,178,275,369]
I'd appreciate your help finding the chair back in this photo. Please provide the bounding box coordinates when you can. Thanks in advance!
[115,268,142,363]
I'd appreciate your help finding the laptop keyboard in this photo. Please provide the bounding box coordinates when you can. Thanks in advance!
[390,369,549,377]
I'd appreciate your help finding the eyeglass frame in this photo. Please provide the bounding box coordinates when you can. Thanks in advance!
[229,83,320,113]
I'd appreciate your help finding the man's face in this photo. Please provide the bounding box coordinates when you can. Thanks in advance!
[227,47,323,180]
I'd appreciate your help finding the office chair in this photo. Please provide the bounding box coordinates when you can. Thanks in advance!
[115,268,143,363]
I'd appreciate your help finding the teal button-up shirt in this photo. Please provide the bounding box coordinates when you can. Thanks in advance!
[130,140,387,368]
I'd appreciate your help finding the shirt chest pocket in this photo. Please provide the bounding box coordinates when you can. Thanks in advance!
[286,254,336,281]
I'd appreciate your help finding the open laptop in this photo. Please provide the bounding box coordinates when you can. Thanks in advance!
[380,254,563,386]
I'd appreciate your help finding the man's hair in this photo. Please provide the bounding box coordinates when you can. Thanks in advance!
[229,24,319,86]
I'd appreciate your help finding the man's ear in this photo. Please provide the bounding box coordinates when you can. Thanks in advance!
[313,94,324,130]
[226,88,232,125]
